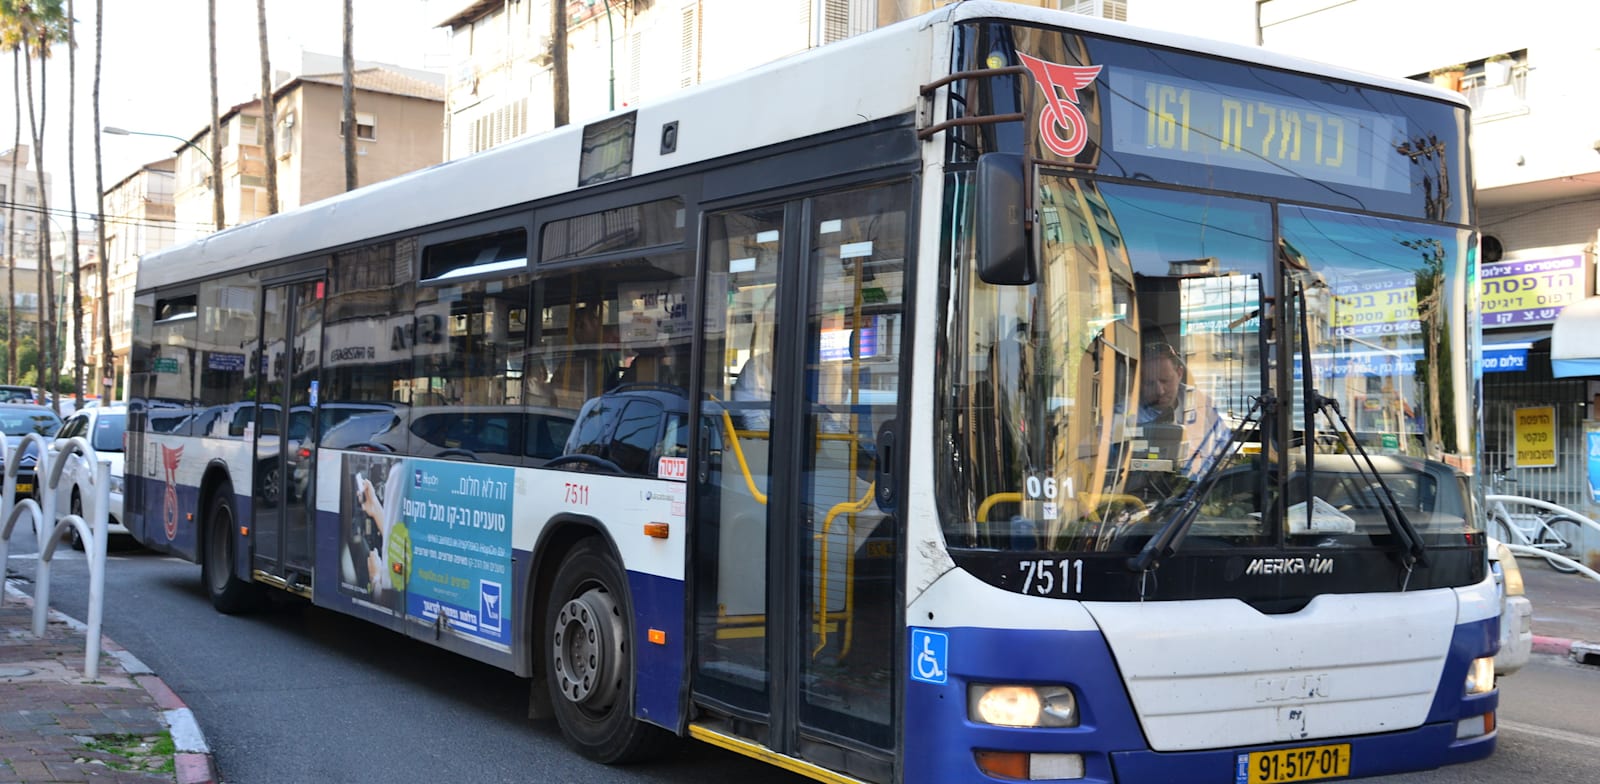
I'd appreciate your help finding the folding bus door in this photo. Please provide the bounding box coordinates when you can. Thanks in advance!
[252,277,325,592]
[693,180,911,781]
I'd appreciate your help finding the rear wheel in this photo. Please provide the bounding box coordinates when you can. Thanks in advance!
[68,492,86,551]
[201,487,262,613]
[545,539,674,763]
[1538,517,1585,574]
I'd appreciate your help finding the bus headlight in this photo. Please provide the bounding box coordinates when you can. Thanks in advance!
[1464,656,1496,695]
[968,684,1078,727]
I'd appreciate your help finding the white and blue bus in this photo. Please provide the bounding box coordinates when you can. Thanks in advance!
[126,3,1497,782]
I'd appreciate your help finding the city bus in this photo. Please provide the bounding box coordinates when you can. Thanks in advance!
[124,2,1497,782]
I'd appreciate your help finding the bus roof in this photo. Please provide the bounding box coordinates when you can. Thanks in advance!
[137,0,1464,292]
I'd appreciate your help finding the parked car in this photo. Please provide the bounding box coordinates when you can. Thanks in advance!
[52,405,129,549]
[0,402,65,506]
[0,385,41,404]
[1489,537,1533,677]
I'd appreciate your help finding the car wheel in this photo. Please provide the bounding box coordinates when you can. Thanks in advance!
[69,492,85,551]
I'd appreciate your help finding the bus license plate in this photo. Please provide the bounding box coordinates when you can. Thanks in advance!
[1240,744,1350,784]
[16,482,32,495]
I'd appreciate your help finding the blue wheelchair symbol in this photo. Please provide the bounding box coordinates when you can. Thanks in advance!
[909,629,948,685]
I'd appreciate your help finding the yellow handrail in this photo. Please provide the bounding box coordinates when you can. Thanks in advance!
[813,481,875,657]
[977,492,1023,523]
[718,408,769,505]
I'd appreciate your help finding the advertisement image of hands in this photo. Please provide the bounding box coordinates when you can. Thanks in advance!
[339,453,515,649]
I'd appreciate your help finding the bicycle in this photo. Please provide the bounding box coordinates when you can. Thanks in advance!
[1485,475,1584,574]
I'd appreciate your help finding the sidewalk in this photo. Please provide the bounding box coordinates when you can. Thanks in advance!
[1519,559,1600,664]
[0,581,216,784]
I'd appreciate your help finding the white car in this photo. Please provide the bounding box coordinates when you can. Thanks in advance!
[51,405,129,549]
[1489,537,1533,677]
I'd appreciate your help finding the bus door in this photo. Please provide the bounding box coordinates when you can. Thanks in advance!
[251,278,325,592]
[694,180,910,776]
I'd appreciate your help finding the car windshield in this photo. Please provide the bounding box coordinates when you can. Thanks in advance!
[0,409,62,437]
[92,414,127,452]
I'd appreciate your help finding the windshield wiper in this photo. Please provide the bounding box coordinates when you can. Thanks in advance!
[1287,275,1428,584]
[1127,391,1275,583]
[1308,392,1429,577]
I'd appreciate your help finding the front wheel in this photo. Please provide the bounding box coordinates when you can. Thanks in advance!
[545,539,674,763]
[201,487,263,613]
[1539,517,1585,574]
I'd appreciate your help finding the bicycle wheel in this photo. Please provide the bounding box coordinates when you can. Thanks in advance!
[1538,517,1585,574]
[1485,509,1516,547]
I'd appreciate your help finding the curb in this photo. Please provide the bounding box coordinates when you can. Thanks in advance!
[1532,633,1600,666]
[3,582,219,784]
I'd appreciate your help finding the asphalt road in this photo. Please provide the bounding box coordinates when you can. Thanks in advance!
[6,535,1599,784]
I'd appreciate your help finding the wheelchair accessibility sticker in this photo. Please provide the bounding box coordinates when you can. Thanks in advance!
[910,628,949,685]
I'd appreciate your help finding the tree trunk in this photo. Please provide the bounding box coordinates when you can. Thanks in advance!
[342,0,356,191]
[208,0,224,230]
[25,38,58,413]
[95,0,113,401]
[5,52,20,385]
[68,0,84,407]
[551,0,568,128]
[257,0,278,214]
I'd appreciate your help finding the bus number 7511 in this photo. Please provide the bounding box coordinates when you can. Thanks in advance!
[1020,559,1084,597]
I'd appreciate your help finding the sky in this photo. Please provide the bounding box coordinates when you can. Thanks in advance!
[2,0,453,236]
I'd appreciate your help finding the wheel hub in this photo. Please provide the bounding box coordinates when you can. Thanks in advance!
[552,587,624,709]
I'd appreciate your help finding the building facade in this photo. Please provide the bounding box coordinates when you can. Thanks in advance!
[171,67,446,234]
[1,144,53,348]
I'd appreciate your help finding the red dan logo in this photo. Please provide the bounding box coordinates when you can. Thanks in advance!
[161,444,183,541]
[1017,52,1101,158]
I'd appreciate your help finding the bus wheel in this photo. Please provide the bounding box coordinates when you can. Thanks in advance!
[546,540,673,763]
[201,487,261,614]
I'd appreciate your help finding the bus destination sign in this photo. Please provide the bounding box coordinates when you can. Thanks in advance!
[1107,67,1407,193]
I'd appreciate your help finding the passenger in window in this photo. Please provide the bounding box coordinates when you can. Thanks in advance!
[731,351,773,431]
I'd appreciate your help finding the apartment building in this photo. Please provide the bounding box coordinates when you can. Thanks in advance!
[1,144,53,342]
[171,66,446,233]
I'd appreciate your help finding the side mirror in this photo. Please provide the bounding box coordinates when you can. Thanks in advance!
[975,152,1035,285]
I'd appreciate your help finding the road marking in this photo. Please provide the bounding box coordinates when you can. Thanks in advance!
[1499,719,1600,750]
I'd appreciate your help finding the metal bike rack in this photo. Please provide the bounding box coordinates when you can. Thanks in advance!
[0,434,112,678]
[1486,493,1600,583]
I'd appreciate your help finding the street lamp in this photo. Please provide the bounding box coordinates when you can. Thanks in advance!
[586,0,616,111]
[103,126,213,166]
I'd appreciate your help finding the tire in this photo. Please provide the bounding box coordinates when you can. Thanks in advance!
[1538,517,1585,574]
[545,539,674,764]
[69,492,85,551]
[1486,512,1515,547]
[201,487,263,613]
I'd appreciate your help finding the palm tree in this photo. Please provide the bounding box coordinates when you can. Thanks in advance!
[93,0,110,400]
[341,0,355,190]
[207,0,223,230]
[257,0,277,214]
[21,0,69,410]
[4,47,20,385]
[66,0,82,406]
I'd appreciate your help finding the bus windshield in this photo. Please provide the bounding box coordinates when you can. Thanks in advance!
[936,176,1476,569]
